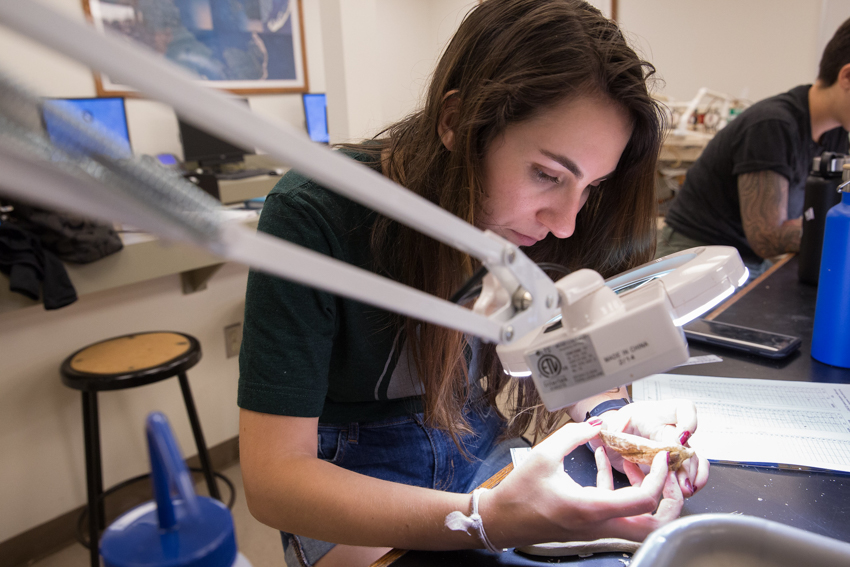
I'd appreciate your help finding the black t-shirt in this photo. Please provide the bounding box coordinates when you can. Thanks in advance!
[665,85,849,262]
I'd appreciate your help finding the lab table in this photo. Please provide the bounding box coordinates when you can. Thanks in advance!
[374,254,850,566]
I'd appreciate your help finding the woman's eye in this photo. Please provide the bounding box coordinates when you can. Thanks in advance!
[534,168,560,184]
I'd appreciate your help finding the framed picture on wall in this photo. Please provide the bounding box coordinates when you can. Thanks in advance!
[82,0,309,96]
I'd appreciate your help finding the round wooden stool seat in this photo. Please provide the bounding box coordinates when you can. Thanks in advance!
[61,332,201,392]
[59,330,222,567]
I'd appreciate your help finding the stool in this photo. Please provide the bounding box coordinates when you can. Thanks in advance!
[60,331,222,567]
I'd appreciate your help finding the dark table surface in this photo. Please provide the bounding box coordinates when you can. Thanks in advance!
[387,255,850,566]
[670,254,849,384]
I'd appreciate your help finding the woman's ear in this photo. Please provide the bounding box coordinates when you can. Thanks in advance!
[438,91,460,151]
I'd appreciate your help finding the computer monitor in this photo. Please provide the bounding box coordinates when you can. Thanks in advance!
[303,93,329,144]
[178,99,252,169]
[43,97,132,155]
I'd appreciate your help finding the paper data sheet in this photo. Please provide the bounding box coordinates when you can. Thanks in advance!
[633,374,850,473]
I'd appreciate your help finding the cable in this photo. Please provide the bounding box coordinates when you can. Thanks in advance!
[450,262,571,305]
[536,262,572,277]
[450,265,489,304]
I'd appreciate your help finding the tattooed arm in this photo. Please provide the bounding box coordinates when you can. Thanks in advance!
[738,170,802,259]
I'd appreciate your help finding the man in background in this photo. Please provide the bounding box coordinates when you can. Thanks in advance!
[658,18,850,277]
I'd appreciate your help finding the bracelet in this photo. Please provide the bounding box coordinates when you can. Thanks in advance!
[444,488,505,553]
[584,398,631,421]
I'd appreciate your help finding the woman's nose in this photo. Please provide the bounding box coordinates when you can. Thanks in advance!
[537,187,586,239]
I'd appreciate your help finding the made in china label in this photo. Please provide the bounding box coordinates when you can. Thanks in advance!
[598,339,654,373]
[526,335,604,393]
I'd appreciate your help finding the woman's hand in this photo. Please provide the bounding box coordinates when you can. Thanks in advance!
[589,400,709,498]
[479,420,684,548]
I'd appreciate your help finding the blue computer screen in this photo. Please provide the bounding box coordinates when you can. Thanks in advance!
[43,97,132,155]
[303,93,329,144]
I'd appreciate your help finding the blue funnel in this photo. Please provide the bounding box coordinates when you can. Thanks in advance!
[100,412,238,567]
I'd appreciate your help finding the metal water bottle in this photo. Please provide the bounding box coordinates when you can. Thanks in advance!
[799,152,846,285]
[99,412,252,567]
[811,164,850,368]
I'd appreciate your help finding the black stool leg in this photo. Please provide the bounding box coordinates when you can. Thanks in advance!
[81,391,103,567]
[177,372,221,500]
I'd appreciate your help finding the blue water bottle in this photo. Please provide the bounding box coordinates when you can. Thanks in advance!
[811,164,850,368]
[99,412,252,567]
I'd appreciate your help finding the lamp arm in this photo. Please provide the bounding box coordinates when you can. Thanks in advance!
[0,1,559,345]
[0,3,748,411]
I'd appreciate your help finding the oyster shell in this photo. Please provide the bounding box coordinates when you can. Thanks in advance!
[599,430,695,471]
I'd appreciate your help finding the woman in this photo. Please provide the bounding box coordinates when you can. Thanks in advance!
[238,1,709,566]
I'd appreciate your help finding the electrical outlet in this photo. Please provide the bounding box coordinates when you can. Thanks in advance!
[224,323,243,359]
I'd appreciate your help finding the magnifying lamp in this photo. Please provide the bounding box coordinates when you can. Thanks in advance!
[495,248,747,410]
[0,2,748,412]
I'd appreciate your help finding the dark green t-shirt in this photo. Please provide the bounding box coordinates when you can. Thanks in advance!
[237,151,424,423]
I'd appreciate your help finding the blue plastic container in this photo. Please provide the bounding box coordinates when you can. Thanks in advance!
[99,413,251,567]
[811,189,850,368]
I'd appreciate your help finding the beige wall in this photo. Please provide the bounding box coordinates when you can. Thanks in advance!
[1,0,849,545]
[0,0,475,543]
[618,0,850,103]
[321,0,476,143]
[0,264,250,543]
[375,0,478,129]
[0,0,330,541]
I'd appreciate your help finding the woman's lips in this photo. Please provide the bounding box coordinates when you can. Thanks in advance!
[509,229,539,247]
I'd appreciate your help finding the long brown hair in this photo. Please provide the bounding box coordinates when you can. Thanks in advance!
[347,0,662,444]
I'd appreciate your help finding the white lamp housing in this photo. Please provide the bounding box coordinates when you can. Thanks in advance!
[605,246,749,326]
[496,246,747,411]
